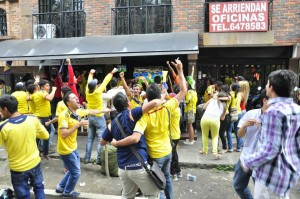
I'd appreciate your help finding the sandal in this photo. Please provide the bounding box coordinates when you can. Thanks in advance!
[213,154,221,160]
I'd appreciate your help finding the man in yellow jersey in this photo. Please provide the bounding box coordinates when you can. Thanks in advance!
[119,72,145,109]
[113,59,187,199]
[0,95,49,198]
[55,92,88,198]
[11,82,29,114]
[29,79,57,160]
[84,68,118,165]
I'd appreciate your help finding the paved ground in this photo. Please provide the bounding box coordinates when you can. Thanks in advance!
[1,131,300,198]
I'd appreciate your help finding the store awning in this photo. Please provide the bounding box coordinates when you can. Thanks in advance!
[0,32,199,61]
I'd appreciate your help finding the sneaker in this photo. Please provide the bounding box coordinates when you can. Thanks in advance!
[236,148,242,152]
[226,148,233,153]
[218,149,227,154]
[177,172,183,178]
[62,192,81,198]
[183,139,194,145]
[55,188,63,194]
[83,159,93,164]
[95,160,101,165]
[43,155,51,160]
[172,174,178,181]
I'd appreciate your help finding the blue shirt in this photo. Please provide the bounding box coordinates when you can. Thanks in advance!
[102,107,147,169]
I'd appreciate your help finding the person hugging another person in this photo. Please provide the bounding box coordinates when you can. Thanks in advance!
[200,91,227,159]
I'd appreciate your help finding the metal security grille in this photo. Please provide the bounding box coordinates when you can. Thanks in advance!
[0,9,7,36]
[112,0,172,35]
[33,0,85,38]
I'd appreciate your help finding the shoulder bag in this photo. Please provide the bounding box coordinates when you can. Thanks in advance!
[115,118,166,190]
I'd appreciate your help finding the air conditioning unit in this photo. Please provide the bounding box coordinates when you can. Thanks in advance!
[33,24,56,39]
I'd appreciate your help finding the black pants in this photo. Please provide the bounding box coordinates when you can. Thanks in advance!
[170,139,181,175]
[219,114,231,150]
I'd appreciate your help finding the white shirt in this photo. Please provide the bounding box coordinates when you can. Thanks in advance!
[106,87,126,111]
[237,109,262,162]
[203,99,224,118]
[102,92,112,109]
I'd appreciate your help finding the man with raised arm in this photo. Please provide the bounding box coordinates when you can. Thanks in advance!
[84,68,118,165]
[112,59,187,199]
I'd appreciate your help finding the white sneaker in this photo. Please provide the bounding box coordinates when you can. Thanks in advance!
[177,172,183,178]
[183,139,194,145]
[172,174,178,181]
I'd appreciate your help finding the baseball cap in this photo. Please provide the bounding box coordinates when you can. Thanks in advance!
[186,76,195,89]
[15,82,24,90]
[88,79,98,91]
[234,76,245,81]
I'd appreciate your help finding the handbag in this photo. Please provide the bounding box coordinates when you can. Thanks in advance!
[115,117,166,190]
[230,107,238,122]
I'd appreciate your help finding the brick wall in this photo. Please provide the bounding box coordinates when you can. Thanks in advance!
[85,0,113,36]
[1,0,299,45]
[272,0,300,45]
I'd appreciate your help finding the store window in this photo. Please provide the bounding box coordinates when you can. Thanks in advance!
[34,0,85,38]
[0,9,7,36]
[113,0,172,35]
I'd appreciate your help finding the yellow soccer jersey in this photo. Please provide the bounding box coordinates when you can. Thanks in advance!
[170,107,180,140]
[0,115,49,172]
[204,85,214,103]
[30,90,51,117]
[134,98,178,159]
[85,73,112,117]
[184,90,198,113]
[130,95,144,109]
[11,91,29,114]
[57,110,80,155]
[230,91,242,114]
[55,100,67,116]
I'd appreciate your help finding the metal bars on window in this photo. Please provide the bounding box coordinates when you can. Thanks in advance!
[0,9,7,36]
[112,0,172,35]
[34,0,85,38]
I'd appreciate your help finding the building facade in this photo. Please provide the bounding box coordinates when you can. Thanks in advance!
[0,0,298,95]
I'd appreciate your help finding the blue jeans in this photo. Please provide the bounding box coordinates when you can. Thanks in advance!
[57,149,81,194]
[48,123,56,147]
[10,163,45,199]
[233,159,253,199]
[227,112,245,150]
[84,116,106,162]
[38,117,50,156]
[153,153,173,199]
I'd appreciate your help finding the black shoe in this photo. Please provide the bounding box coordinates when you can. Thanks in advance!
[136,188,142,196]
[55,188,63,194]
[95,160,101,165]
[62,192,80,198]
[83,159,90,164]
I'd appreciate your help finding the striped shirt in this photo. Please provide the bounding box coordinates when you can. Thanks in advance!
[242,97,300,196]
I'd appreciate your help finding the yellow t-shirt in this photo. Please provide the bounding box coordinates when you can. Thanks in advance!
[30,90,51,117]
[0,115,49,172]
[26,91,35,114]
[130,95,144,109]
[204,85,214,103]
[57,109,89,155]
[134,98,178,159]
[11,91,29,114]
[85,73,112,117]
[184,90,198,113]
[230,91,242,114]
[170,107,180,140]
[55,100,67,116]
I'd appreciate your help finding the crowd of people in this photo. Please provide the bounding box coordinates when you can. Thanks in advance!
[0,58,299,199]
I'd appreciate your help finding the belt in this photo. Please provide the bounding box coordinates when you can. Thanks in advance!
[38,117,50,119]
[119,165,144,170]
[119,162,148,170]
